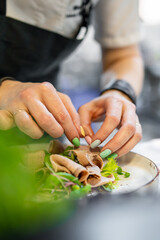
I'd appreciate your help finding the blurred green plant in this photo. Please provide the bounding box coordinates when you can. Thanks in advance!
[0,129,75,238]
[0,128,130,238]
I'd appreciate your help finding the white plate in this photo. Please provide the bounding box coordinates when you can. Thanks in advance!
[113,151,159,194]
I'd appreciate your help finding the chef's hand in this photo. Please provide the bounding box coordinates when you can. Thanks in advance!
[0,80,81,145]
[79,90,142,158]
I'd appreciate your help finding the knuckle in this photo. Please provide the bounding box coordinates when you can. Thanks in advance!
[135,132,142,142]
[108,115,120,126]
[125,123,136,135]
[40,82,54,91]
[19,88,33,100]
[78,106,83,113]
[39,115,53,128]
[78,105,86,113]
[128,101,136,111]
[57,111,68,123]
[73,114,80,124]
[106,96,121,105]
[108,96,118,102]
[10,100,19,109]
[106,96,113,101]
[18,118,30,129]
[112,142,121,151]
[61,93,71,101]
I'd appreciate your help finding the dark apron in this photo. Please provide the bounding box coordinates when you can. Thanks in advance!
[0,0,92,84]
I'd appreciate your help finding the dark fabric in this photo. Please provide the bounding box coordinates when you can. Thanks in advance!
[100,79,137,105]
[0,0,93,84]
[0,16,82,83]
[0,0,6,15]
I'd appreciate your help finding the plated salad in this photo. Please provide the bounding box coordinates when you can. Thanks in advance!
[24,140,130,201]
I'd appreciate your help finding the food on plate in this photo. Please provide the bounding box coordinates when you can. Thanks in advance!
[71,146,103,169]
[50,154,89,182]
[23,140,130,201]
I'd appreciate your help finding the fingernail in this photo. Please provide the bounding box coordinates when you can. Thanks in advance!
[100,149,112,159]
[85,136,92,145]
[108,153,118,159]
[72,137,80,147]
[90,139,101,149]
[80,126,85,137]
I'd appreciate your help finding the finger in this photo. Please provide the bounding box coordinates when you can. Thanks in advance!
[78,104,95,139]
[0,110,14,130]
[100,104,136,158]
[116,120,142,157]
[25,99,64,138]
[40,83,80,143]
[90,99,122,148]
[14,110,44,139]
[58,92,81,136]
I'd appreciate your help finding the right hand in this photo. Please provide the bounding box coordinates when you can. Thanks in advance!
[0,80,81,143]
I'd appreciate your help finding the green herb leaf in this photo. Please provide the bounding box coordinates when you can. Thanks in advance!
[117,167,123,175]
[64,146,74,152]
[60,146,75,160]
[43,175,62,189]
[102,182,118,192]
[101,158,119,180]
[101,157,131,192]
[102,184,112,192]
[44,151,53,172]
[56,172,81,185]
[124,172,130,178]
[102,158,118,172]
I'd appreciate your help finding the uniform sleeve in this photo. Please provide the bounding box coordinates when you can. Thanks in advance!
[93,0,142,48]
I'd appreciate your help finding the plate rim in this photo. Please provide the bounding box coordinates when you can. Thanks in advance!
[117,151,159,192]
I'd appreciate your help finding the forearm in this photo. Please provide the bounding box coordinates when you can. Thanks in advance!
[102,45,144,96]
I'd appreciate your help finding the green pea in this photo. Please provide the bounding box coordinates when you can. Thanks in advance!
[72,185,80,191]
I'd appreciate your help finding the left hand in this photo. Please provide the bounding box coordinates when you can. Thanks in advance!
[78,90,142,158]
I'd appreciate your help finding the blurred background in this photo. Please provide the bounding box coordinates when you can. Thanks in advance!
[1,1,160,239]
[57,0,160,146]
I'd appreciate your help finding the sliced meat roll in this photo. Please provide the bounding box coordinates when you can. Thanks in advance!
[83,166,115,188]
[90,175,115,188]
[50,154,89,182]
[51,160,71,174]
[86,165,101,177]
[86,165,101,186]
[72,150,103,170]
[77,145,100,152]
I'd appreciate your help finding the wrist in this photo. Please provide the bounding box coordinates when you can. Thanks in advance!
[0,80,21,93]
[100,79,137,105]
[0,76,16,86]
[101,89,133,102]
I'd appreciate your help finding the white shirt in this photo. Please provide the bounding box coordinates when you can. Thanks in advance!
[6,0,141,48]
